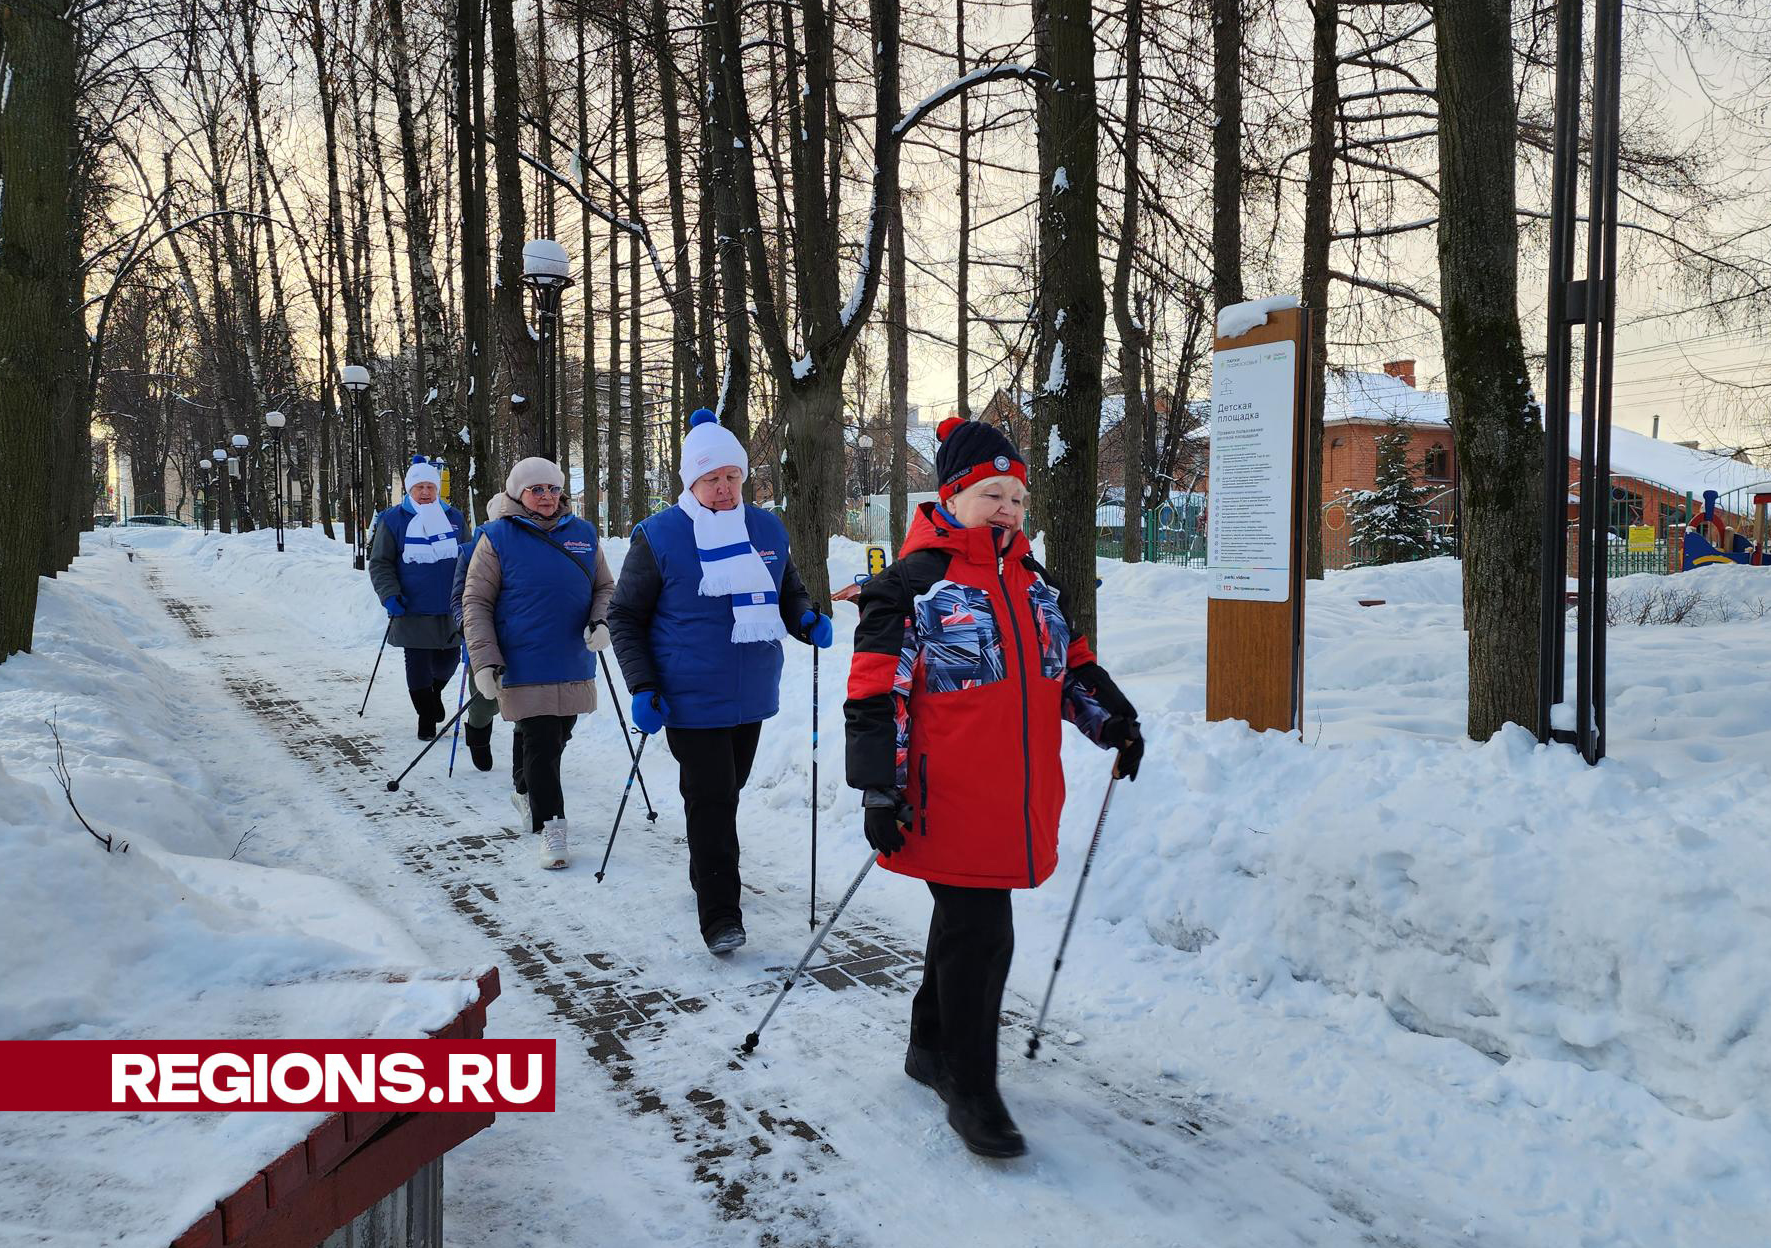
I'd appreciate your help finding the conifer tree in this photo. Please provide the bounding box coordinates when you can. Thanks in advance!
[1349,416,1443,565]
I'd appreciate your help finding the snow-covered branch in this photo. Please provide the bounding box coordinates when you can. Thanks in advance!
[1329,268,1441,318]
[890,63,1049,142]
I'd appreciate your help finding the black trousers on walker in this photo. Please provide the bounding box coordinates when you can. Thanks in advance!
[664,722,763,938]
[911,882,1015,1097]
[514,715,575,832]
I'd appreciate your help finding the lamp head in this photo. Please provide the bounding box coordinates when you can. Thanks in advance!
[231,433,250,449]
[265,411,286,430]
[339,364,371,393]
[521,238,573,289]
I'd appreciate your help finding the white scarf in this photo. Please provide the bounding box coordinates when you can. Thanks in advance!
[401,499,459,565]
[678,490,786,644]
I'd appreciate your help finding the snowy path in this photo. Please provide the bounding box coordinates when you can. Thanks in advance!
[129,547,1487,1248]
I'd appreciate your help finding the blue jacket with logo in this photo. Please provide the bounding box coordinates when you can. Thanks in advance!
[483,513,601,687]
[608,503,815,729]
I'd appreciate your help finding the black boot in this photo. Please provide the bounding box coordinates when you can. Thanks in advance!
[946,1088,1026,1159]
[409,689,438,740]
[905,1043,951,1101]
[429,680,451,723]
[464,721,494,772]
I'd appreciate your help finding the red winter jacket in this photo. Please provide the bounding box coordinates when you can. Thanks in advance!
[843,503,1121,889]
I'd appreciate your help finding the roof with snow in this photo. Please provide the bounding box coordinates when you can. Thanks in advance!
[1324,370,1449,429]
[1575,417,1771,503]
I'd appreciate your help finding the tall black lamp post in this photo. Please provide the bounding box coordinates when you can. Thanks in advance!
[229,433,252,532]
[340,364,371,569]
[521,239,573,463]
[211,448,229,533]
[857,434,874,542]
[265,411,287,552]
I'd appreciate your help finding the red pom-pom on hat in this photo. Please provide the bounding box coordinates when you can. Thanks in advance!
[936,416,965,442]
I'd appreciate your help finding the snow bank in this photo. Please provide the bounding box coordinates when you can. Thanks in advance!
[0,548,481,1246]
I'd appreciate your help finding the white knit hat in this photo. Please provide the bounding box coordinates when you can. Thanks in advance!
[678,408,749,489]
[505,456,566,495]
[404,456,441,491]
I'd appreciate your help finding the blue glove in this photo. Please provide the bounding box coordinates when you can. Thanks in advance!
[383,595,406,618]
[630,691,668,735]
[800,609,834,649]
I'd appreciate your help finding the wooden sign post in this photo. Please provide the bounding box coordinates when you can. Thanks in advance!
[1205,304,1313,734]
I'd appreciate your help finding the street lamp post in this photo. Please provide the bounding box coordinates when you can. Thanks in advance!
[229,433,252,532]
[197,461,212,531]
[265,411,287,552]
[521,239,574,463]
[857,434,874,542]
[340,365,371,569]
[211,448,229,534]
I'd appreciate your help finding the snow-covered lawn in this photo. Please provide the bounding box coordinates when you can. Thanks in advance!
[2,527,1766,1246]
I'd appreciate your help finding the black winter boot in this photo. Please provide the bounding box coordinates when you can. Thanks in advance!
[905,1043,950,1101]
[945,1088,1026,1159]
[464,721,494,772]
[409,688,438,740]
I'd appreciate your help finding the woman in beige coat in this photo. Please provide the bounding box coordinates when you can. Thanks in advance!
[461,457,614,868]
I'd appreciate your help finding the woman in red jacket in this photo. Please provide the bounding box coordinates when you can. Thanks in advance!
[844,418,1144,1158]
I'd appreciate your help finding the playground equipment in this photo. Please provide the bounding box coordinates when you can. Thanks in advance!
[1682,489,1771,569]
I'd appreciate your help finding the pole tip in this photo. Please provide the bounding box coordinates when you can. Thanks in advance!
[1025,1039,1039,1060]
[741,1034,758,1054]
[594,871,605,883]
[385,780,399,792]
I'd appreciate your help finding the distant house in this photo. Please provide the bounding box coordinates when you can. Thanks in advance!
[1572,419,1770,536]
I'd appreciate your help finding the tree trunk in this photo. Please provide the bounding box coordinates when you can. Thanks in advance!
[955,0,971,421]
[458,0,495,522]
[606,70,626,533]
[623,30,645,530]
[1031,0,1105,642]
[388,0,454,464]
[1436,0,1543,740]
[0,0,74,657]
[1300,0,1338,580]
[705,1,749,439]
[1113,0,1146,565]
[488,0,537,461]
[1212,0,1244,311]
[576,13,601,523]
[887,191,910,550]
[651,0,702,435]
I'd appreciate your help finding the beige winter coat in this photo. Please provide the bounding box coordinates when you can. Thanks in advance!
[461,493,615,722]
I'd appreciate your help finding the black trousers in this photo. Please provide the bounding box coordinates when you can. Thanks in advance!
[664,722,763,938]
[514,715,575,832]
[911,882,1015,1097]
[403,646,459,692]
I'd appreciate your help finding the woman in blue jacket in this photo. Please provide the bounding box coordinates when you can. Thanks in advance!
[609,410,831,955]
[368,457,467,739]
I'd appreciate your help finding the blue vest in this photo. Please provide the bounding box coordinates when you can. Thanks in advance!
[485,514,600,687]
[638,504,791,728]
[377,501,466,617]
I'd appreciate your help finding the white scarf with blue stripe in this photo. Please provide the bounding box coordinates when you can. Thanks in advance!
[678,490,786,644]
[401,499,459,565]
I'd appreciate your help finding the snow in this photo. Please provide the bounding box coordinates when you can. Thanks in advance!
[1216,294,1302,340]
[3,528,1768,1246]
[425,387,438,405]
[1047,424,1068,467]
[1042,340,1066,395]
[1052,166,1070,195]
[791,353,815,380]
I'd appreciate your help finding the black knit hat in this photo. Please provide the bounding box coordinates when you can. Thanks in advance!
[934,417,1027,501]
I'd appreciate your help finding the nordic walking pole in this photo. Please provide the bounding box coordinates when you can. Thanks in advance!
[742,849,876,1055]
[445,663,469,777]
[385,704,470,792]
[600,651,657,822]
[1026,772,1120,1060]
[358,621,392,716]
[595,732,651,882]
[809,634,820,930]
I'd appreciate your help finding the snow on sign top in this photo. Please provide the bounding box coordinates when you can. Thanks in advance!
[1216,295,1302,341]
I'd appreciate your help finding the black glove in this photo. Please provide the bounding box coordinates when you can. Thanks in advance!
[862,788,913,856]
[1074,661,1142,781]
[1109,716,1144,781]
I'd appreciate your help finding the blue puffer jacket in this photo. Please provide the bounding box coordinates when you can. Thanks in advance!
[483,512,600,688]
[609,503,815,729]
[369,499,466,617]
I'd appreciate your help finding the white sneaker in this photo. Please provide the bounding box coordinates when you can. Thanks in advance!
[539,817,569,870]
[510,790,531,826]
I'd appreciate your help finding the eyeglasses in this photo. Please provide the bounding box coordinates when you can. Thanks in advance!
[523,484,564,496]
